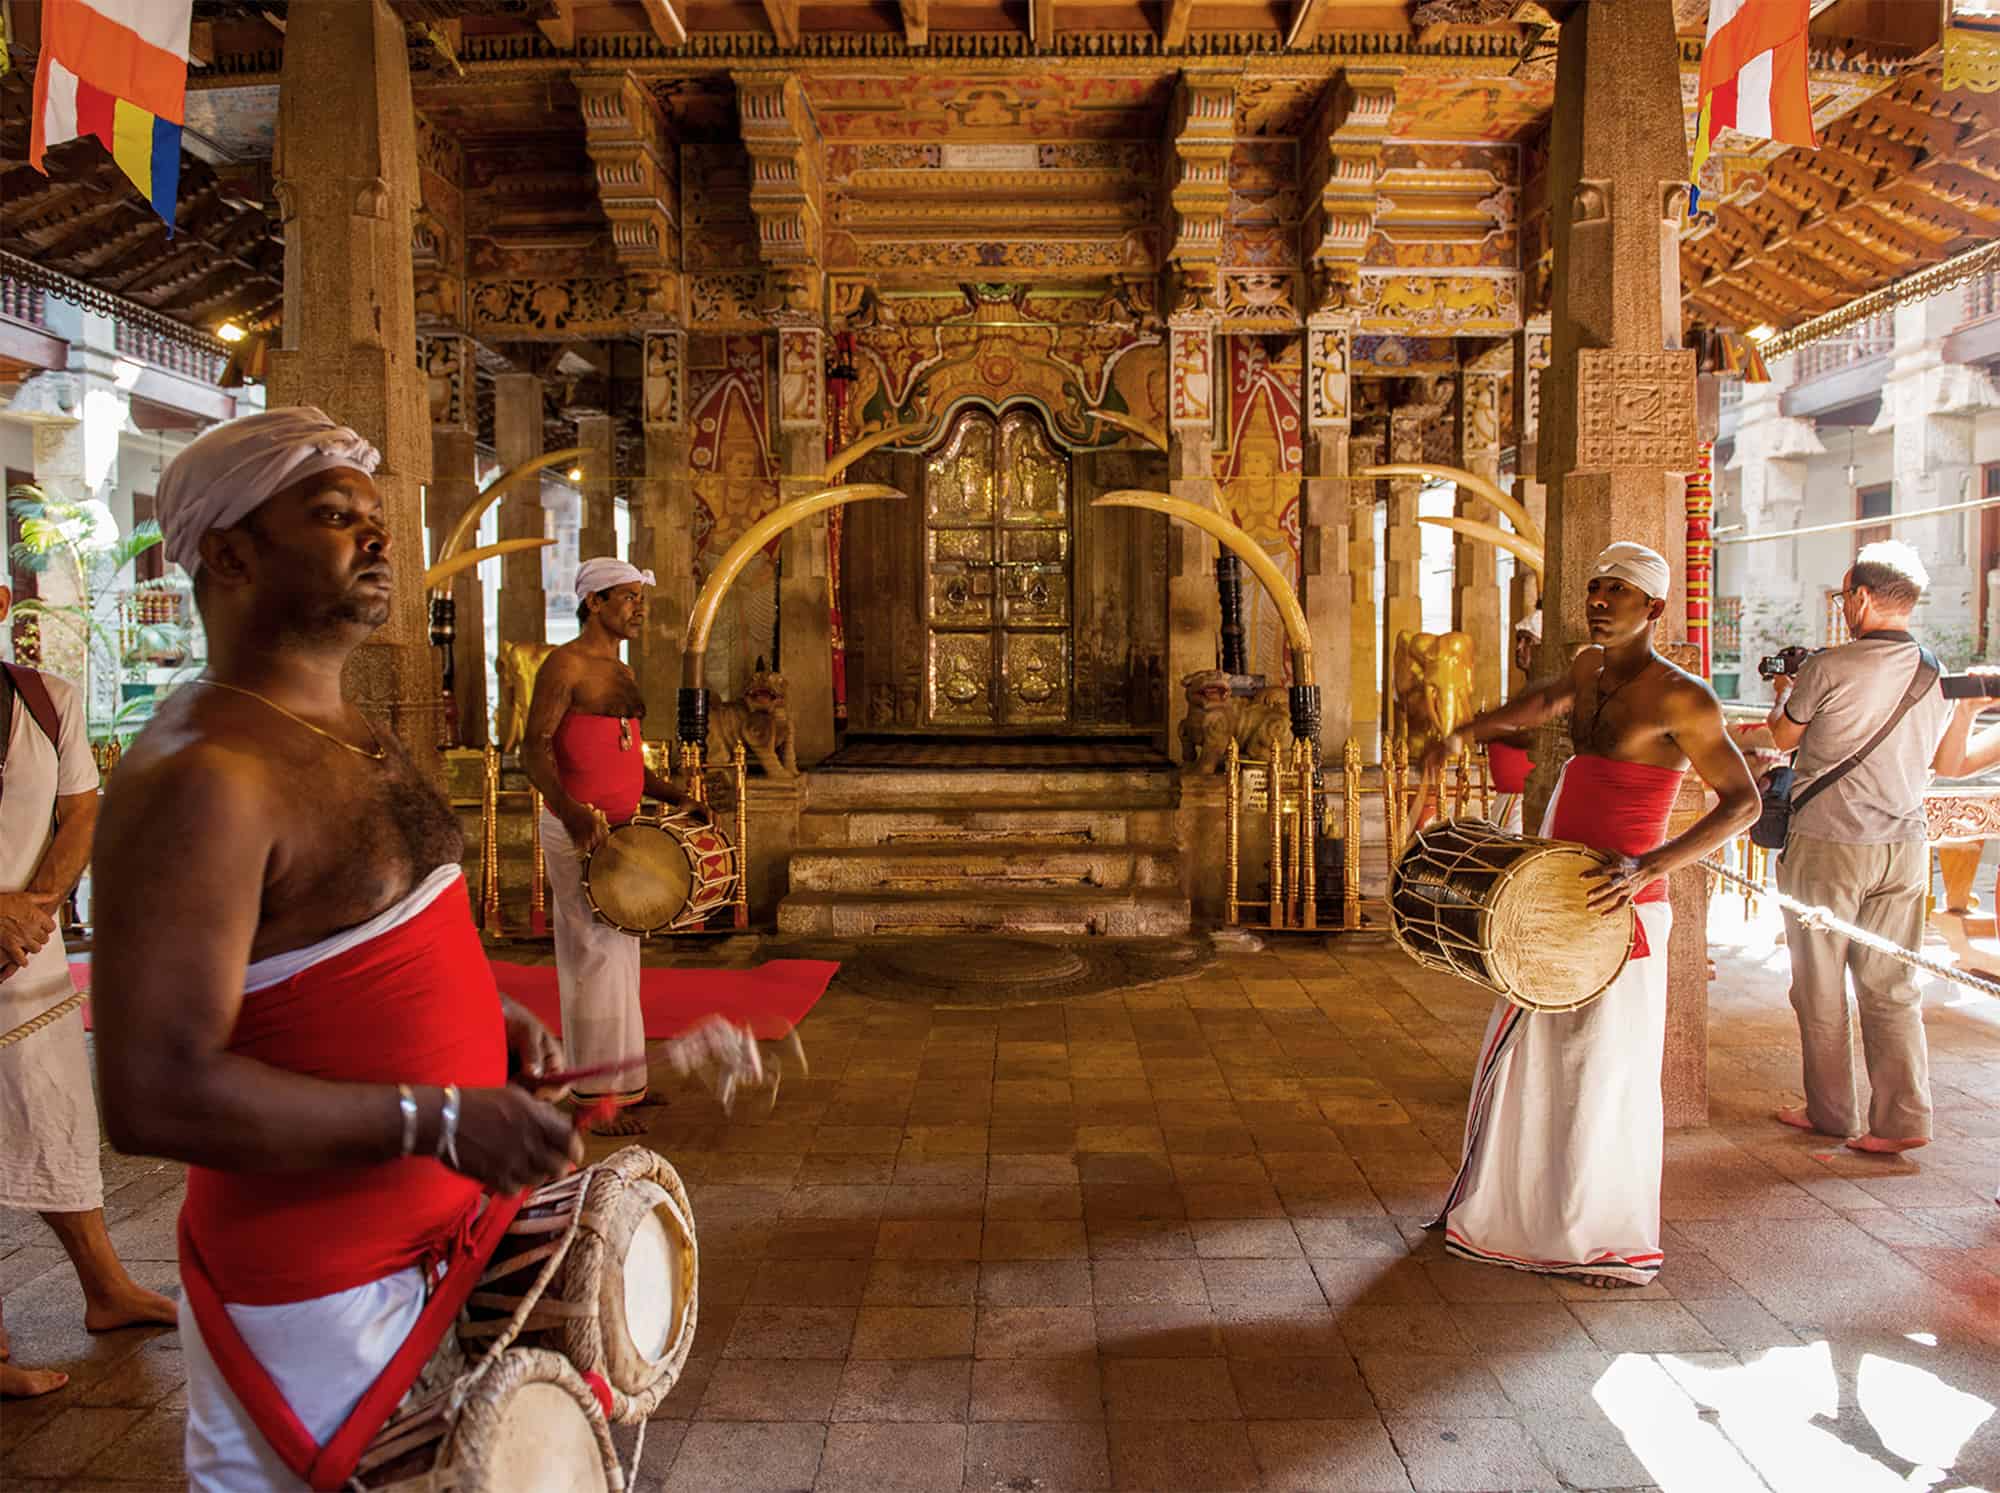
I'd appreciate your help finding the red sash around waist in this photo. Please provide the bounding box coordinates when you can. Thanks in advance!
[1547,754,1685,908]
[1488,741,1532,794]
[554,712,643,825]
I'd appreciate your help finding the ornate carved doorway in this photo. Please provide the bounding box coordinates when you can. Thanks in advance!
[922,407,1071,729]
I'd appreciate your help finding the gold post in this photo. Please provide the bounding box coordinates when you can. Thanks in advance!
[480,743,501,931]
[1297,737,1317,931]
[1224,738,1241,926]
[1341,737,1362,931]
[732,741,751,930]
[1453,744,1472,819]
[1476,747,1493,819]
[1267,736,1286,930]
[680,742,709,807]
[529,788,547,936]
[1384,741,1407,892]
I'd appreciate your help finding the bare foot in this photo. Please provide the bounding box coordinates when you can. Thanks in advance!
[84,1285,178,1334]
[0,1361,69,1398]
[1574,1272,1645,1289]
[1846,1134,1930,1155]
[584,1107,652,1137]
[1774,1106,1847,1137]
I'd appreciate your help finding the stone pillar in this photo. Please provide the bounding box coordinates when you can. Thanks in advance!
[1348,428,1384,750]
[1455,354,1506,710]
[574,412,617,566]
[1536,0,1707,1125]
[638,329,692,715]
[1165,319,1223,760]
[1301,320,1354,747]
[1384,406,1425,720]
[1510,318,1551,688]
[775,324,835,767]
[493,371,546,647]
[421,334,486,746]
[265,0,434,769]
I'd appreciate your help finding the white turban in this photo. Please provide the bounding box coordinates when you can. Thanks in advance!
[1514,609,1543,641]
[575,557,656,600]
[156,407,380,575]
[1592,541,1671,601]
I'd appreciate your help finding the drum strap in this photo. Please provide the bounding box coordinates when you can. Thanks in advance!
[178,1190,526,1492]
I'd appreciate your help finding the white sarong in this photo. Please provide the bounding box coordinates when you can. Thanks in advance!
[540,810,647,1104]
[0,669,102,1213]
[1434,779,1672,1285]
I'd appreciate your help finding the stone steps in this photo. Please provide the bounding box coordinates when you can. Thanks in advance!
[776,887,1191,938]
[788,841,1183,894]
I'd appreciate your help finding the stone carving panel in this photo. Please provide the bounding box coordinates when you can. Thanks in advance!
[1355,272,1519,332]
[419,334,472,431]
[1170,326,1214,429]
[467,274,679,338]
[644,329,686,429]
[1573,349,1699,472]
[1306,325,1350,427]
[777,326,824,429]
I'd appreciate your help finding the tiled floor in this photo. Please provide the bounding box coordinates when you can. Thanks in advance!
[6,899,1999,1491]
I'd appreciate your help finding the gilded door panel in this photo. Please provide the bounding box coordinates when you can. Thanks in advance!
[1001,631,1069,725]
[926,413,996,524]
[928,631,995,726]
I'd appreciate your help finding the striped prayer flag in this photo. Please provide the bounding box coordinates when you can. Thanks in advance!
[30,0,193,231]
[1690,0,1818,216]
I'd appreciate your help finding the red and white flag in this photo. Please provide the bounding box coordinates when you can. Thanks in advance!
[1690,0,1818,213]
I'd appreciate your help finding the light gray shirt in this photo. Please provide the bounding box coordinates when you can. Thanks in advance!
[1785,634,1950,845]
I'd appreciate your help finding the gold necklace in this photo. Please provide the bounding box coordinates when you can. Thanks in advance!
[193,678,388,761]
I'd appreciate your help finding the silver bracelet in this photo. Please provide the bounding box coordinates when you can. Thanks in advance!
[397,1084,418,1158]
[436,1084,462,1170]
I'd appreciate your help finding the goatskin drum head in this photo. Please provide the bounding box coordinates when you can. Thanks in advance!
[586,821,691,935]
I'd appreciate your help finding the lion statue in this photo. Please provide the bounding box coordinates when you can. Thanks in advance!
[709,667,797,779]
[1392,629,1476,762]
[495,639,556,752]
[1179,670,1241,775]
[1236,686,1295,765]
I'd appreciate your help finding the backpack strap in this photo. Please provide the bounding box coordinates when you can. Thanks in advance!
[1,662,62,755]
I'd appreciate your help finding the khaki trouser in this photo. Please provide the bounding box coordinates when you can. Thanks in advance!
[1776,832,1933,1141]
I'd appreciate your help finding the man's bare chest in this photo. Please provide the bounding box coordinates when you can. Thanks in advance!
[568,661,646,719]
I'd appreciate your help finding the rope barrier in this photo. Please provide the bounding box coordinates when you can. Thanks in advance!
[0,989,86,1050]
[1699,856,2000,1001]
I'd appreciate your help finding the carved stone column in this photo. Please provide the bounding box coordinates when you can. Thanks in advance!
[1165,315,1223,761]
[1348,427,1384,749]
[266,0,434,772]
[422,334,485,746]
[493,371,546,648]
[1536,0,1706,1125]
[1456,352,1506,709]
[1384,404,1425,718]
[574,412,616,565]
[638,329,691,714]
[776,322,835,767]
[1302,319,1354,748]
[1510,317,1551,688]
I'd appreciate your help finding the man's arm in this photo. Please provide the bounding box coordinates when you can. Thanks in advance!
[642,760,696,808]
[1426,657,1581,766]
[1763,675,1806,752]
[24,789,97,911]
[90,750,579,1189]
[519,652,602,847]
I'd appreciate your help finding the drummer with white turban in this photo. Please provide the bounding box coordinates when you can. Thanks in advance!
[520,557,702,1135]
[1414,540,1758,1288]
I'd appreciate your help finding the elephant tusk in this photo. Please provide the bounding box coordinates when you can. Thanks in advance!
[433,447,589,568]
[826,422,928,479]
[425,538,554,593]
[1360,462,1544,548]
[1093,489,1314,687]
[682,484,903,688]
[1416,514,1545,578]
[1085,409,1167,450]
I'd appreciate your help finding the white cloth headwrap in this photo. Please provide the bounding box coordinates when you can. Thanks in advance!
[156,407,380,575]
[1592,542,1671,601]
[1515,609,1543,641]
[574,557,656,600]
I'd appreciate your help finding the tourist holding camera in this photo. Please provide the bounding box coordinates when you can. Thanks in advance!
[1761,540,1954,1155]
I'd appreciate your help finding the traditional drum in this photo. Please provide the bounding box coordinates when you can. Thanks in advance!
[1389,818,1634,1013]
[460,1145,699,1423]
[583,808,737,936]
[351,1348,619,1493]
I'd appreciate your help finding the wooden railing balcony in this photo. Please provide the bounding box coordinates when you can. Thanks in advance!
[1793,310,1895,384]
[0,276,47,327]
[1965,269,2000,327]
[113,320,226,385]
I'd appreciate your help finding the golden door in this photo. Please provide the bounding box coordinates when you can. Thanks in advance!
[922,407,1071,729]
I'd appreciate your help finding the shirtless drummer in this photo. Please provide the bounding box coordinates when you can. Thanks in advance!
[89,407,583,1487]
[522,558,702,1136]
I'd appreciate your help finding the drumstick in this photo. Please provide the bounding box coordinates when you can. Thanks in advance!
[524,1056,651,1088]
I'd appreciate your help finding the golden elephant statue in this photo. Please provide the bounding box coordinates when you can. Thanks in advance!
[1392,630,1476,762]
[495,639,556,752]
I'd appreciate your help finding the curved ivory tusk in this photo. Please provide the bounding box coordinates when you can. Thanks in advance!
[1086,408,1167,450]
[1093,489,1314,687]
[425,537,555,593]
[1360,462,1543,547]
[1417,514,1545,579]
[826,422,928,479]
[434,447,589,567]
[683,484,903,688]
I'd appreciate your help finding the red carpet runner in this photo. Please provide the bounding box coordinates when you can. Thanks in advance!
[71,958,839,1042]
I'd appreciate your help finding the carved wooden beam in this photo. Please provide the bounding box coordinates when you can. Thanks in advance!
[536,0,575,48]
[577,71,681,274]
[1031,0,1056,47]
[1163,71,1236,272]
[758,0,799,49]
[899,0,927,47]
[736,72,824,273]
[1301,67,1400,289]
[1835,204,1945,263]
[1161,0,1194,49]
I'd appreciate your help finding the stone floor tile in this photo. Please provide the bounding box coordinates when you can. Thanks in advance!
[722,1306,858,1360]
[1214,1301,1351,1359]
[1225,1357,1379,1420]
[1676,1295,1803,1351]
[977,1259,1094,1306]
[982,1221,1088,1260]
[660,1416,824,1488]
[697,1359,844,1421]
[1357,1353,1511,1416]
[1094,1301,1224,1358]
[831,1358,972,1423]
[964,1422,1111,1492]
[1337,1303,1476,1356]
[1107,1420,1262,1492]
[970,1358,1104,1422]
[7,1408,149,1479]
[815,1422,966,1493]
[1453,1302,1596,1354]
[1191,1218,1304,1258]
[882,1185,988,1222]
[1086,1220,1197,1258]
[1310,1257,1442,1309]
[852,1305,978,1359]
[877,1221,984,1260]
[985,1184,1084,1220]
[1103,1356,1242,1419]
[1246,1419,1415,1492]
[1090,1257,1207,1304]
[975,1305,1098,1359]
[1519,1409,1658,1490]
[747,1259,873,1307]
[863,1259,982,1306]
[1568,1300,1726,1354]
[1202,1256,1327,1305]
[1383,1417,1556,1493]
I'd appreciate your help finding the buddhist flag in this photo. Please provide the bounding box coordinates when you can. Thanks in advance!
[29,0,193,231]
[1689,0,1817,215]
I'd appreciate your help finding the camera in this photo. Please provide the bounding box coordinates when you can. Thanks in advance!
[1941,672,2000,700]
[1757,645,1820,680]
